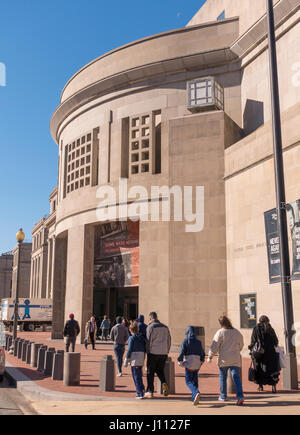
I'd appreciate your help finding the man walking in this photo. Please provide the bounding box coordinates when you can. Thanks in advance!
[110,316,130,376]
[85,316,97,350]
[63,313,80,353]
[145,312,171,398]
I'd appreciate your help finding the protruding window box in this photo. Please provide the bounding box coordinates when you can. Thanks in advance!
[187,77,224,113]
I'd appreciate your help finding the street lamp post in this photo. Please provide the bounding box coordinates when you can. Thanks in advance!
[9,228,25,353]
[266,0,298,389]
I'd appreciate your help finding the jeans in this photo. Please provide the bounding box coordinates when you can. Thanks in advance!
[219,366,244,400]
[102,329,109,341]
[65,336,76,353]
[114,344,125,374]
[146,354,167,393]
[131,366,145,397]
[185,369,200,402]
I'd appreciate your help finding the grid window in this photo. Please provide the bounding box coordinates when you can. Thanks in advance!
[65,131,93,194]
[187,77,224,111]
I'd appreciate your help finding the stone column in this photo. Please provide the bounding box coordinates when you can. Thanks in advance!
[51,235,67,340]
[64,225,94,344]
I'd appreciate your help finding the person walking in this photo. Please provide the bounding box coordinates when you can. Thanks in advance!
[85,316,97,350]
[248,315,280,393]
[144,312,171,398]
[124,321,146,399]
[207,315,245,406]
[100,315,110,341]
[137,314,147,339]
[63,314,80,353]
[110,316,130,376]
[178,326,205,406]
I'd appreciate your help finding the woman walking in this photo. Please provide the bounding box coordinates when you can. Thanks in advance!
[124,321,146,399]
[248,315,280,393]
[178,326,205,406]
[207,315,245,406]
[85,316,97,350]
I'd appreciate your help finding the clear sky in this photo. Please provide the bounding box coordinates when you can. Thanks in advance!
[0,0,207,253]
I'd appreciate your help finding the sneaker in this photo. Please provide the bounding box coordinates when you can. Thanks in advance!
[162,383,170,397]
[236,398,244,406]
[117,372,122,377]
[193,392,201,406]
[136,396,144,400]
[218,396,228,402]
[144,391,153,399]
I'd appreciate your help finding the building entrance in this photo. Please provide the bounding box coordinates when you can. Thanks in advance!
[93,286,138,322]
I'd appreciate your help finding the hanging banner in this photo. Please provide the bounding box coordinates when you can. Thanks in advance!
[264,200,300,283]
[264,208,281,284]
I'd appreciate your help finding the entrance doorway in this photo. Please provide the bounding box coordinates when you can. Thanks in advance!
[93,286,138,322]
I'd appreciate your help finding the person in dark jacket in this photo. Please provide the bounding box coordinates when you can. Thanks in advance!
[63,314,80,353]
[137,315,147,339]
[124,321,146,399]
[249,315,280,393]
[178,326,205,406]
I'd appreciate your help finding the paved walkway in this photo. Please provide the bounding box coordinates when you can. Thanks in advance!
[4,332,300,415]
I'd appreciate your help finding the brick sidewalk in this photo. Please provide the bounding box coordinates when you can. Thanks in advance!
[5,332,299,399]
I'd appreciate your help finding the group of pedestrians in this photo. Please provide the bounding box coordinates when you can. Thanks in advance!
[63,312,282,405]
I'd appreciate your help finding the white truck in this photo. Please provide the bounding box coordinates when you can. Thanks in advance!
[0,298,52,331]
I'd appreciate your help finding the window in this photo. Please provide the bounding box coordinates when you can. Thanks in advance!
[187,77,224,112]
[217,10,225,21]
[65,132,92,195]
[127,111,161,176]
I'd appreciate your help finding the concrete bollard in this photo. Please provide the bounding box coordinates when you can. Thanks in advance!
[44,348,56,376]
[22,341,30,362]
[63,352,80,386]
[52,351,64,381]
[227,365,243,395]
[99,355,115,392]
[157,356,176,395]
[17,339,24,359]
[6,335,12,351]
[30,343,42,368]
[13,338,20,357]
[37,346,48,372]
[26,342,33,364]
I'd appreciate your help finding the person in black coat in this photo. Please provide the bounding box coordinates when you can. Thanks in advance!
[248,315,280,393]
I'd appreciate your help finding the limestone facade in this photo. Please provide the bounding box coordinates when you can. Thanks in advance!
[12,243,32,299]
[48,0,300,354]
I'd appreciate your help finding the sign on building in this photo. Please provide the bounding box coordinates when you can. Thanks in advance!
[240,294,257,329]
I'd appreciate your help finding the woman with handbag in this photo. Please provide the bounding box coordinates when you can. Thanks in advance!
[248,315,280,393]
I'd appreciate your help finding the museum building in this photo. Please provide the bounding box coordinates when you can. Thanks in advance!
[49,0,300,353]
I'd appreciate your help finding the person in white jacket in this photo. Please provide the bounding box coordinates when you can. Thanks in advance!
[207,315,245,406]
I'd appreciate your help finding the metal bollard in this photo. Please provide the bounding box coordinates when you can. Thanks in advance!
[99,355,115,392]
[44,348,56,376]
[156,356,176,395]
[30,343,42,368]
[37,346,48,372]
[52,350,64,381]
[63,352,80,386]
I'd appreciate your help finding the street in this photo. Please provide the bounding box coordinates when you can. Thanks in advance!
[0,376,35,415]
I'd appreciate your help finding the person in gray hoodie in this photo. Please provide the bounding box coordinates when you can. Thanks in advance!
[110,316,130,376]
[178,326,205,406]
[144,312,171,398]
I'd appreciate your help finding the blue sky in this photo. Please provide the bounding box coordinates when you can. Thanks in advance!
[0,0,207,253]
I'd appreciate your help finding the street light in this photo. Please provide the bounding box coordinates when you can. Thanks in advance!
[266,0,298,389]
[8,228,25,354]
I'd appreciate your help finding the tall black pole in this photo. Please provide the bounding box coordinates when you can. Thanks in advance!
[266,0,298,389]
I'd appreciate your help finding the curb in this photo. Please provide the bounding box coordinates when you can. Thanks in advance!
[4,362,136,402]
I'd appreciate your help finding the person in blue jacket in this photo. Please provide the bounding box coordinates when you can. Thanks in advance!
[124,321,146,399]
[178,326,205,406]
[137,314,147,339]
